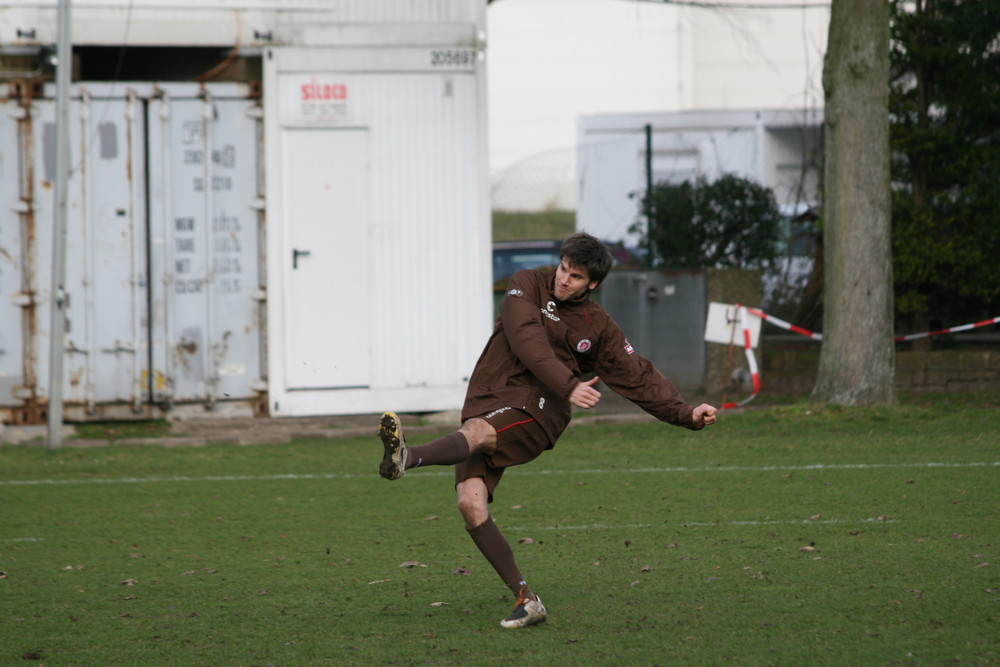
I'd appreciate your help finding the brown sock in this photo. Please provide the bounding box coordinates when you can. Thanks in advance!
[467,516,532,598]
[406,432,469,469]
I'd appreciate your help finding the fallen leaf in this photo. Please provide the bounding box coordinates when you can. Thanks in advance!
[640,566,654,572]
[809,514,822,520]
[426,515,440,521]
[123,595,140,600]
[399,561,427,568]
[624,540,632,548]
[592,560,601,567]
[974,562,988,569]
[121,578,138,586]
[510,505,523,510]
[450,567,471,575]
[430,601,448,607]
[368,579,391,585]
[518,537,534,544]
[799,546,819,553]
[629,580,641,587]
[181,570,196,576]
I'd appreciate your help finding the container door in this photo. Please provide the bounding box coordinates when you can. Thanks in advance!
[31,90,149,413]
[282,128,371,389]
[147,90,264,405]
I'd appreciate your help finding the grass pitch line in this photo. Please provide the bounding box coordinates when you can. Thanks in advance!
[0,461,996,487]
[513,517,900,533]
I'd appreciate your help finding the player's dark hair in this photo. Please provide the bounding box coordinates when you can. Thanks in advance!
[560,232,614,285]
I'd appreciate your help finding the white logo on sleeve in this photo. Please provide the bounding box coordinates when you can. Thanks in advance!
[508,289,523,297]
[538,397,545,410]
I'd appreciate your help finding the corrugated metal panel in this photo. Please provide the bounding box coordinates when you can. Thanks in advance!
[7,0,475,20]
[2,1,482,47]
[0,87,38,423]
[0,82,264,422]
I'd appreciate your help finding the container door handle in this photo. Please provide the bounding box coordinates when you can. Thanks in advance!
[292,248,311,269]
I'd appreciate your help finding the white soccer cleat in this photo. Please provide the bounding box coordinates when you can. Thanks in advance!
[500,588,547,629]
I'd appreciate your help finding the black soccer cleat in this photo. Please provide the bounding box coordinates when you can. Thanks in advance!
[378,411,409,480]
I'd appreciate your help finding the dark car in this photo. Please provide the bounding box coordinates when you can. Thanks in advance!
[492,240,563,291]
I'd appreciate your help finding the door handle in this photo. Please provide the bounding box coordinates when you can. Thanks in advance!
[293,248,311,269]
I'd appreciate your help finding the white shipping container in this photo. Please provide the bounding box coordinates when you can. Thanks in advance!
[0,82,266,422]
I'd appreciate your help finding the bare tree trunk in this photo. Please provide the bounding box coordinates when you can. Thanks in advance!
[811,0,896,406]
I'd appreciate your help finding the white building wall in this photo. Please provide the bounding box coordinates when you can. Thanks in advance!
[485,0,829,212]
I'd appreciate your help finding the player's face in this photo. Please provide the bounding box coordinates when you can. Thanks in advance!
[554,259,598,301]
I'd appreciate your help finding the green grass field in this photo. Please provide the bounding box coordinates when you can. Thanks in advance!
[2,394,998,666]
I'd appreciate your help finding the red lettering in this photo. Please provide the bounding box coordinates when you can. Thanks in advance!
[300,78,347,101]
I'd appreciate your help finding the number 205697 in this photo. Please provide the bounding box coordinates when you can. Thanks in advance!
[430,50,476,67]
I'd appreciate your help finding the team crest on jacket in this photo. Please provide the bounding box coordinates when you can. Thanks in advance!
[624,339,635,355]
[576,339,592,353]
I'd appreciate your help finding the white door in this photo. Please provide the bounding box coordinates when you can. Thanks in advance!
[283,128,371,389]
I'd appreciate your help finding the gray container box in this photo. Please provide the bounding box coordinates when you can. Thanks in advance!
[600,270,707,391]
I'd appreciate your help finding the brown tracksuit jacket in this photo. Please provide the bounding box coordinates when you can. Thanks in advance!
[461,268,700,447]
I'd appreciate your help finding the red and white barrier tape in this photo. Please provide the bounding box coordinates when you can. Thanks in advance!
[893,315,1000,342]
[721,305,760,409]
[719,307,999,409]
[742,306,823,340]
[741,308,999,343]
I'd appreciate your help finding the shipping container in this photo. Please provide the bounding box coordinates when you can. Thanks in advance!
[0,0,491,422]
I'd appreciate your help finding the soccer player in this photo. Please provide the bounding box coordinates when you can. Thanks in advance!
[378,232,717,628]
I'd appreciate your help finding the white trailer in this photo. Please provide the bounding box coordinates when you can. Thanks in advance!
[576,108,823,247]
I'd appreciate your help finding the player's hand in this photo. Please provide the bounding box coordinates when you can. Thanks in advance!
[569,376,601,409]
[692,403,717,428]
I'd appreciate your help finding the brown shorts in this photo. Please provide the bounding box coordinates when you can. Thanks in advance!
[454,407,552,503]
